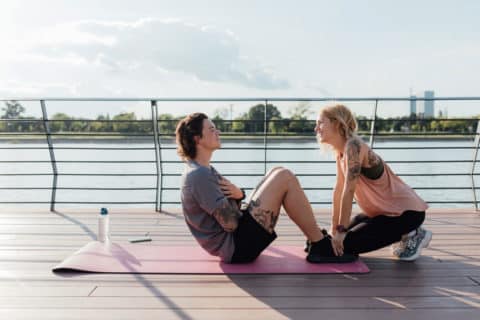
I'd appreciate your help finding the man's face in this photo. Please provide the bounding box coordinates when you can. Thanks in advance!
[197,118,221,151]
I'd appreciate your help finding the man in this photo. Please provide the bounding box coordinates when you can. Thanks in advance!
[176,112,357,263]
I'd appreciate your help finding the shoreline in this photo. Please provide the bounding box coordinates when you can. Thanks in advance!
[0,135,474,144]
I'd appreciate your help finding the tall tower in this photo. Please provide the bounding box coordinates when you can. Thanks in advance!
[410,95,417,116]
[424,90,435,118]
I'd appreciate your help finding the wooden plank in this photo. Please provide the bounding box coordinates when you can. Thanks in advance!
[0,296,479,309]
[0,286,94,297]
[0,308,478,320]
[90,285,480,297]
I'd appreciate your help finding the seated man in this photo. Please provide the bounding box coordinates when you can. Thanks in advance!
[175,112,357,264]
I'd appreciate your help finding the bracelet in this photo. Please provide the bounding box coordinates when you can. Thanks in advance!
[336,225,348,233]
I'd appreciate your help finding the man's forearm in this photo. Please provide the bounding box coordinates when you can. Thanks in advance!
[212,200,243,232]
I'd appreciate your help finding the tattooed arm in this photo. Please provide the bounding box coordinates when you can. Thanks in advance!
[338,138,363,229]
[330,138,364,256]
[212,199,243,232]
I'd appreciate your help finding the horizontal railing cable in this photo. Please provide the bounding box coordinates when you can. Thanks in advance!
[1,96,480,209]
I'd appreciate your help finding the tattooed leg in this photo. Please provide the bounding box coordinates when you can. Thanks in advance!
[247,198,280,234]
[246,167,323,241]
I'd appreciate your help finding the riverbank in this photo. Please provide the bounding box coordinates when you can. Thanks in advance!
[0,134,475,144]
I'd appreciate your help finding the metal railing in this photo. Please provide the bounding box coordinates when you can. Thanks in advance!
[1,97,480,211]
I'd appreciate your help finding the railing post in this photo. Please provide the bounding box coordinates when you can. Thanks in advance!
[40,100,58,212]
[264,100,268,174]
[151,100,163,212]
[470,120,480,211]
[369,100,378,147]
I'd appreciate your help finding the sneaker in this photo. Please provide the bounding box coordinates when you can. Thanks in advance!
[306,236,358,263]
[396,227,432,261]
[304,229,330,253]
[391,231,414,257]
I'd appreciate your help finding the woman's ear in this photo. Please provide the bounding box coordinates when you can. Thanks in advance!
[332,120,342,134]
[193,135,200,144]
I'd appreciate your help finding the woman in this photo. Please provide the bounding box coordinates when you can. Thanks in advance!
[314,104,432,261]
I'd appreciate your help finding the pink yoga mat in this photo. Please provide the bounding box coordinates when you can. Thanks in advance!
[52,241,370,274]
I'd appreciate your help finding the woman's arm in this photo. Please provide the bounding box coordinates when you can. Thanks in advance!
[331,138,363,256]
[331,156,344,234]
[338,138,362,228]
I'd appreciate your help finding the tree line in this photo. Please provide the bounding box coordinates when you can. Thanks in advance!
[1,100,478,135]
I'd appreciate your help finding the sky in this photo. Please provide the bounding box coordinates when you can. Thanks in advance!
[1,0,479,119]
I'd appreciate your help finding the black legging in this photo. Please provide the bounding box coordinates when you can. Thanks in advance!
[343,210,425,254]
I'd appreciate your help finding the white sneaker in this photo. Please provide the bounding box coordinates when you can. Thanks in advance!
[396,227,432,261]
[391,229,415,257]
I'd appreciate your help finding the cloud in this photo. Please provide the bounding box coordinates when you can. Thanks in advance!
[33,18,290,90]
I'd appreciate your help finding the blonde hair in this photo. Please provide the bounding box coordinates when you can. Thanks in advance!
[320,104,358,139]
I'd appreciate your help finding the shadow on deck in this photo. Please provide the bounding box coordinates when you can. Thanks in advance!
[0,208,479,319]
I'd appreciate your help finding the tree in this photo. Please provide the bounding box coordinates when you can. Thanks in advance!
[244,103,282,133]
[50,113,72,132]
[232,114,247,133]
[356,115,370,132]
[112,112,137,133]
[288,102,313,133]
[157,113,176,134]
[212,107,231,133]
[1,101,25,119]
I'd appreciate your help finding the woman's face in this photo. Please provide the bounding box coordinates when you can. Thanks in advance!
[315,113,337,144]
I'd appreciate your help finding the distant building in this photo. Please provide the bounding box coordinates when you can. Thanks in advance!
[409,90,435,118]
[409,95,416,115]
[424,90,434,118]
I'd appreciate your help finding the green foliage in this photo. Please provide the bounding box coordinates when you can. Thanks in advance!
[157,113,176,134]
[1,101,25,119]
[287,103,314,133]
[2,101,479,136]
[239,103,283,133]
[112,112,137,132]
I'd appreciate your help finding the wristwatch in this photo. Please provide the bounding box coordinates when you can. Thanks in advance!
[336,225,348,233]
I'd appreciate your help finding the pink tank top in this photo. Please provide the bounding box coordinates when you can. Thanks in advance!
[341,160,428,217]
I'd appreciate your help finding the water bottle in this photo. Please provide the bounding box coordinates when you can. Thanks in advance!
[98,207,110,242]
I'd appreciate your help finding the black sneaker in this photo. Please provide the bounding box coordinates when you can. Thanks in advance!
[304,229,330,253]
[306,236,358,263]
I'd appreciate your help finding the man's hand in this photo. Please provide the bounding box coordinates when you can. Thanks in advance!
[219,178,244,199]
[331,232,346,256]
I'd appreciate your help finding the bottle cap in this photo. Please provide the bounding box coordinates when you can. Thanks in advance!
[100,208,108,215]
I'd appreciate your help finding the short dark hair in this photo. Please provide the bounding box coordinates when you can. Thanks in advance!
[175,113,208,160]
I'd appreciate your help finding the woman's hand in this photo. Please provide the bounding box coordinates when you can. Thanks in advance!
[219,178,244,200]
[331,232,346,256]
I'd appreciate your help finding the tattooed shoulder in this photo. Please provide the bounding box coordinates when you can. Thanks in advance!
[367,148,381,167]
[346,138,361,180]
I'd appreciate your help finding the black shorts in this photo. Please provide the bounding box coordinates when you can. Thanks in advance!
[230,210,277,263]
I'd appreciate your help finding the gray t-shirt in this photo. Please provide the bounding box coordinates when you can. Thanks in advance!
[180,160,236,262]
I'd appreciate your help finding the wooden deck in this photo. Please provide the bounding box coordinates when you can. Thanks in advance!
[0,207,479,320]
